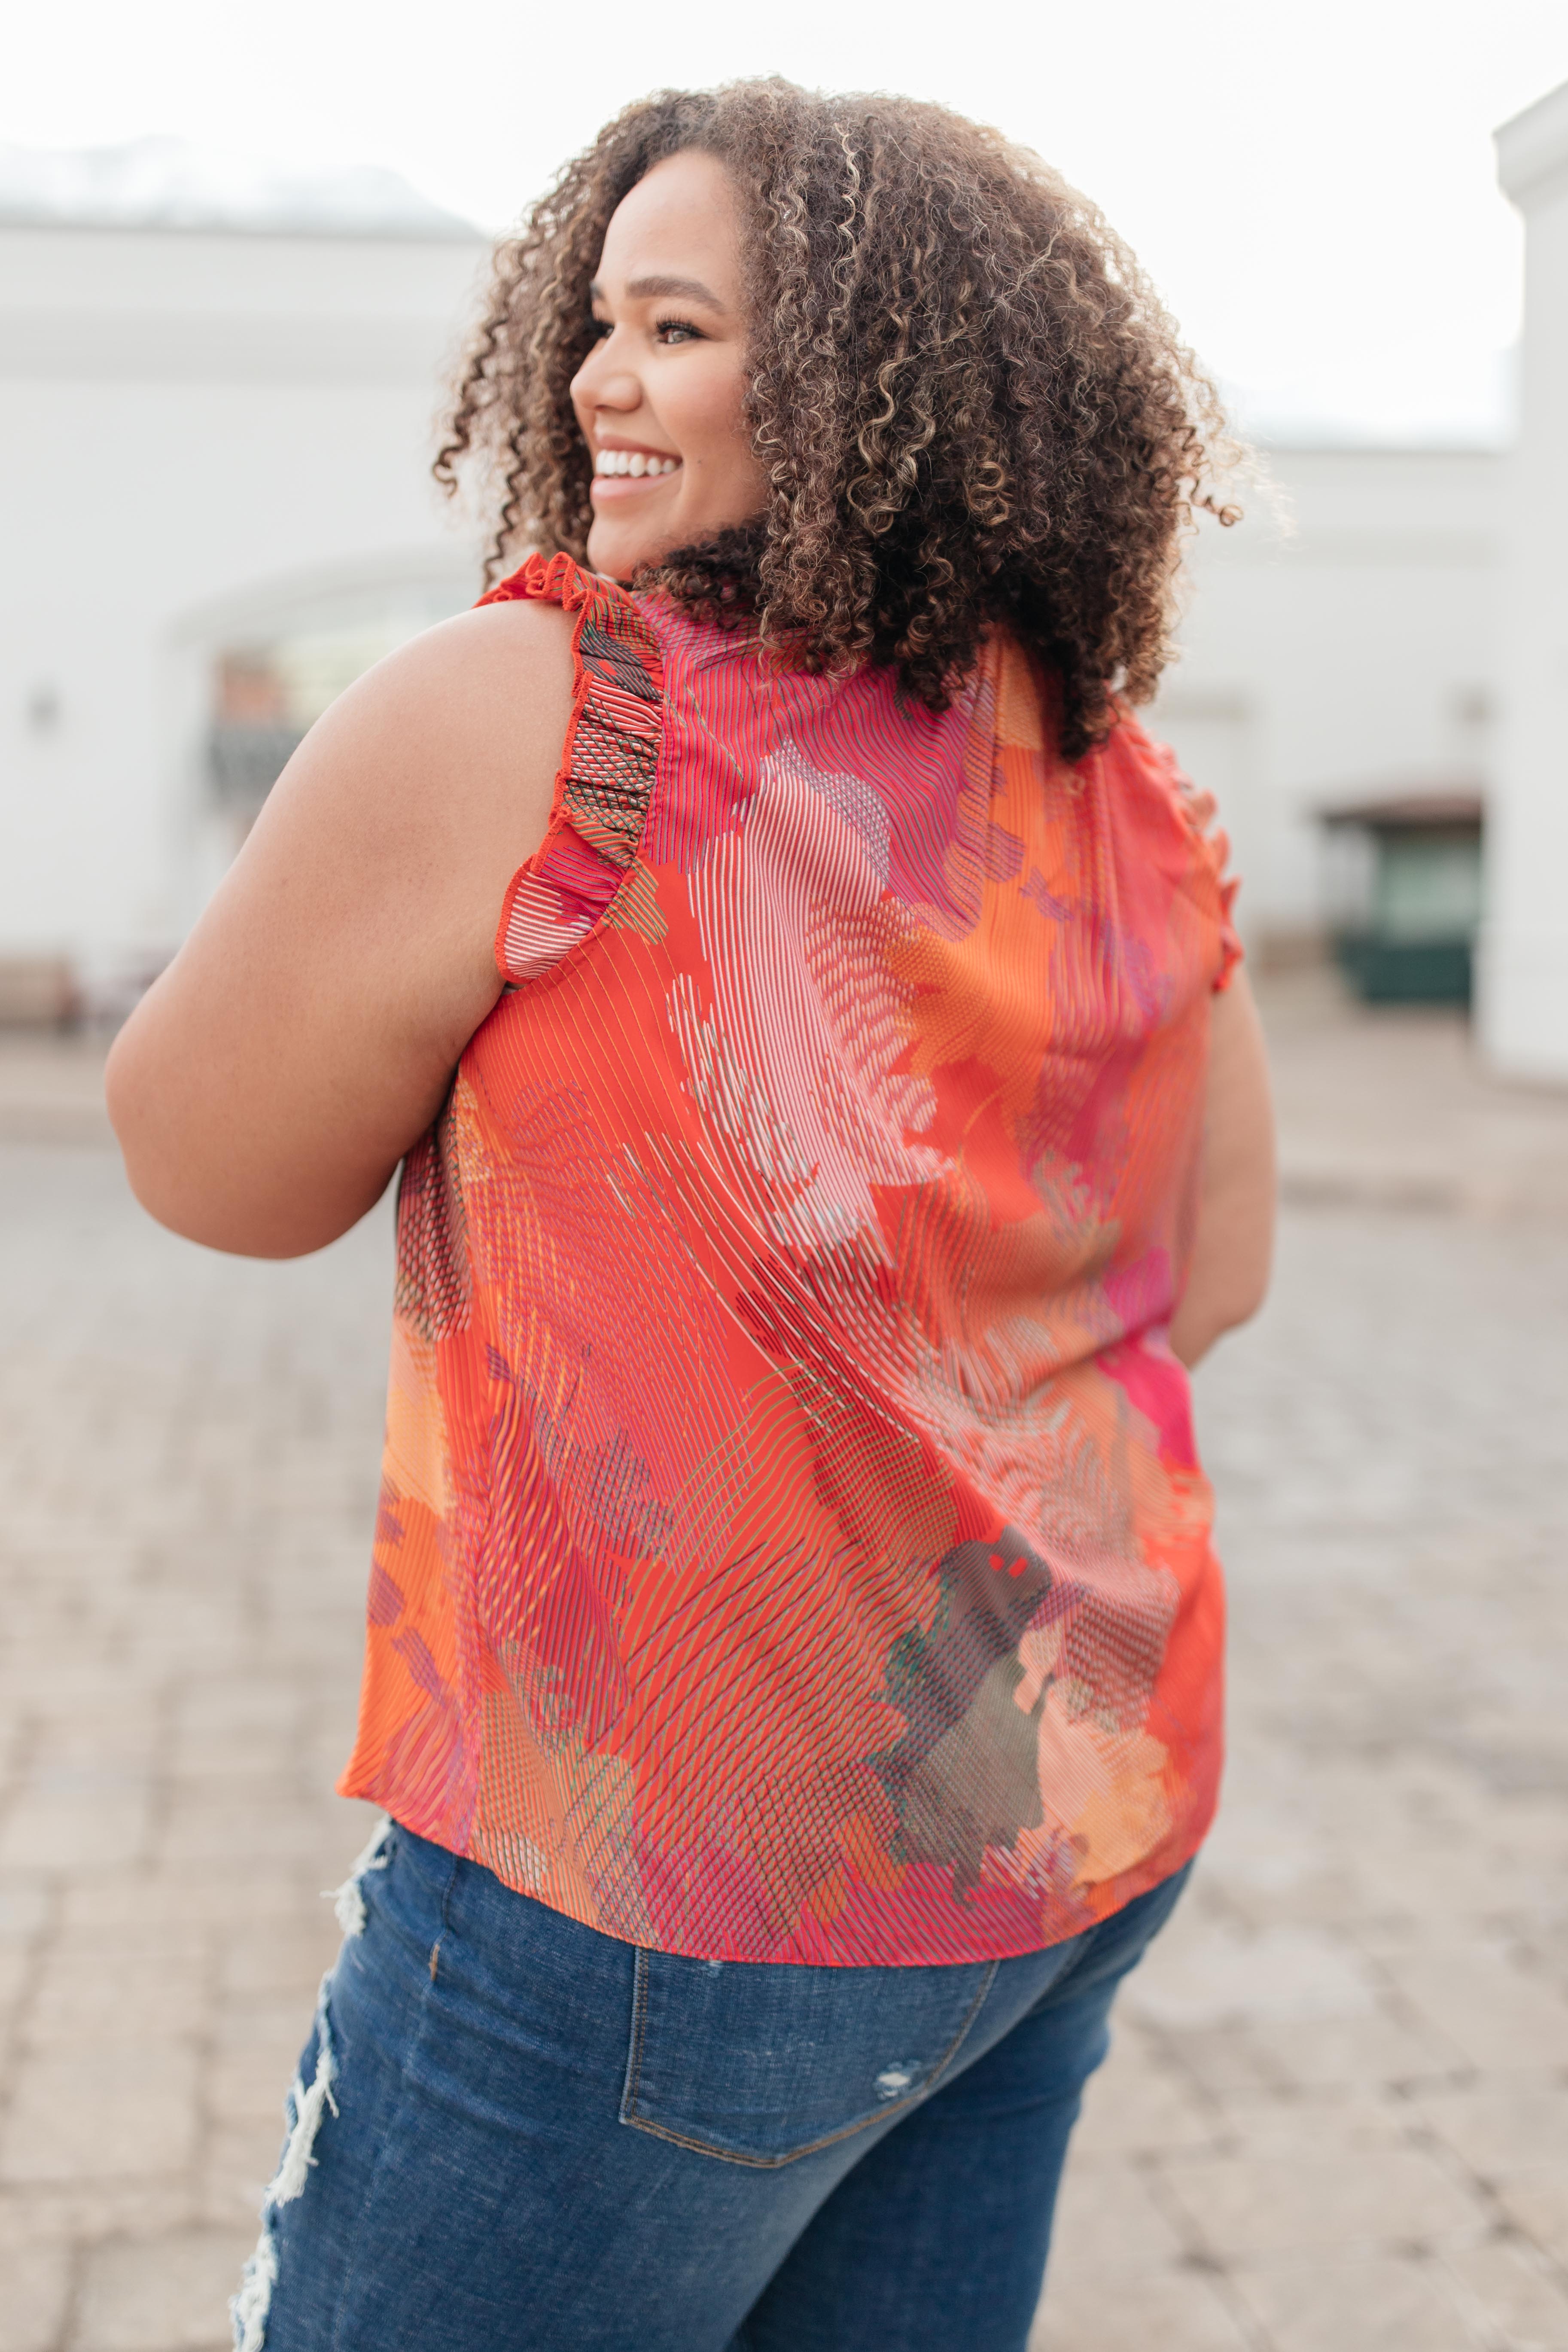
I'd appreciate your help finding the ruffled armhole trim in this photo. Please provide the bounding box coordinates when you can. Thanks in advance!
[477,551,664,984]
[1146,734,1244,994]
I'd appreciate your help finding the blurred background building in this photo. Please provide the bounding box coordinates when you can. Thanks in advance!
[1482,75,1568,1080]
[0,140,485,1022]
[2,46,1568,2352]
[1154,449,1496,974]
[0,95,1563,1068]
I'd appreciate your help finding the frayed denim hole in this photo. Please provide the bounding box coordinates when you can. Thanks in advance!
[326,1814,393,1939]
[230,1970,342,2352]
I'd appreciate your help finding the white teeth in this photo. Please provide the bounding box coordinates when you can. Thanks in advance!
[596,450,678,477]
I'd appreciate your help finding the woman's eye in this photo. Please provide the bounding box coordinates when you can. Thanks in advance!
[588,316,612,341]
[655,317,701,346]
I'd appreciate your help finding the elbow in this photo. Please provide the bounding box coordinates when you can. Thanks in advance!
[117,1176,336,1261]
[104,1037,180,1233]
[106,1040,373,1259]
[1218,1258,1273,1335]
[104,1040,200,1248]
[114,1161,368,1260]
[1169,1261,1272,1370]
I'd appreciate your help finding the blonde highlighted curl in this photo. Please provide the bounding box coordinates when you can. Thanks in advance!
[436,79,1241,760]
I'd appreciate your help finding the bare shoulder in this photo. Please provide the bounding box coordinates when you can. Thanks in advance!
[298,596,575,821]
[241,591,578,917]
[104,593,578,1258]
[360,592,577,712]
[197,589,580,1024]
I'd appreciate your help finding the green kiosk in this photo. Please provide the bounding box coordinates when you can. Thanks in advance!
[1318,791,1483,1007]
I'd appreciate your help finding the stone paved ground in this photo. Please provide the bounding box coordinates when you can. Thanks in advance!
[0,986,1566,2352]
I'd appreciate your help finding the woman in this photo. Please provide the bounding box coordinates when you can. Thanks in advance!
[108,79,1273,2352]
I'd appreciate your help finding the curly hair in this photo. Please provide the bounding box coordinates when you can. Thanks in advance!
[435,80,1240,759]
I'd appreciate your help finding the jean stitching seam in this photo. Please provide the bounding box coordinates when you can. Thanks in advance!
[919,1957,1000,2092]
[620,1955,1002,2167]
[624,2099,917,2167]
[620,1948,651,2124]
[436,1849,461,1943]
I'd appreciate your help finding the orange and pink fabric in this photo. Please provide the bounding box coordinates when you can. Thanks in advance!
[341,553,1239,1966]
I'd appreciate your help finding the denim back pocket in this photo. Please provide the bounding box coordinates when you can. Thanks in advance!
[620,1947,998,2166]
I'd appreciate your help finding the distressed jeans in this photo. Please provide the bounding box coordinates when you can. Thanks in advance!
[235,1821,1190,2352]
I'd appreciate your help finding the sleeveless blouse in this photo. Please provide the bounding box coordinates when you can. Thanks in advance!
[339,553,1240,1966]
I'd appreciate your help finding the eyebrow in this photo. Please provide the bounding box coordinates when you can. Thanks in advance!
[588,273,725,309]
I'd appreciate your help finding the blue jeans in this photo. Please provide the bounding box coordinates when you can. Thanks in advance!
[238,1822,1190,2352]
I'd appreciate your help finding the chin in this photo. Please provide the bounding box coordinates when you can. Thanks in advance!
[586,527,657,582]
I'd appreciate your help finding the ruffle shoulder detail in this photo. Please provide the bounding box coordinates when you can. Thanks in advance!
[1115,708,1244,995]
[478,553,664,983]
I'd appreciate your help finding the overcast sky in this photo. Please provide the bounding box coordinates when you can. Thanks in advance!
[7,0,1566,443]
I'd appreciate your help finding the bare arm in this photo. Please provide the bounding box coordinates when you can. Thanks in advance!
[105,598,575,1258]
[1169,968,1276,1368]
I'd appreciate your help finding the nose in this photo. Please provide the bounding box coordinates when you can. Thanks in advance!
[571,334,640,415]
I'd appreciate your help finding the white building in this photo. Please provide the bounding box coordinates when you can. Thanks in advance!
[1155,447,1498,953]
[0,142,486,1015]
[0,138,1515,1006]
[1481,79,1568,1082]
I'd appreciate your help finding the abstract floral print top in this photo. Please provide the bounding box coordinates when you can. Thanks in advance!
[340,553,1240,1965]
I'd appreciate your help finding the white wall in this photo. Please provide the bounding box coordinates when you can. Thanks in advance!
[1480,81,1568,1081]
[0,218,1512,987]
[1154,448,1500,950]
[0,222,486,991]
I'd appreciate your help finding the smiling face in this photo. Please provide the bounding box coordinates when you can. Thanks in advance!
[570,149,766,581]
